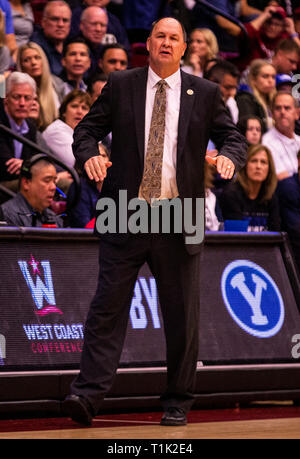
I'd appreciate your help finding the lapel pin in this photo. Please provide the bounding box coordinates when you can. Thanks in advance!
[187,89,194,95]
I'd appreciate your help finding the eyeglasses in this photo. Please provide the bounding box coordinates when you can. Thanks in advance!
[266,20,283,28]
[9,94,33,102]
[85,21,107,28]
[45,15,70,24]
[107,59,127,66]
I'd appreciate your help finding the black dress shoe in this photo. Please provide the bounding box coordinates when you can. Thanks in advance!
[63,394,93,426]
[160,407,187,426]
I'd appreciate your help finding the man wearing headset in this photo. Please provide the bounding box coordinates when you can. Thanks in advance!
[0,155,63,227]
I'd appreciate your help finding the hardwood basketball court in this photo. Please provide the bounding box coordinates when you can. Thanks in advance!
[0,403,299,439]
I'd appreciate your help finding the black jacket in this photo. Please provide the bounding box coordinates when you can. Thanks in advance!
[236,90,268,133]
[0,101,46,182]
[219,181,281,231]
[73,67,247,253]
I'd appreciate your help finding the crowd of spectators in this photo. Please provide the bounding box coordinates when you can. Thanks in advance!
[0,0,299,270]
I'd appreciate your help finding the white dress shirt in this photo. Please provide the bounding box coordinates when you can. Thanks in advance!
[262,127,300,177]
[139,66,181,200]
[205,189,220,231]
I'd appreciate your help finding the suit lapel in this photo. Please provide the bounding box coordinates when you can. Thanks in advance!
[132,67,148,166]
[177,71,196,162]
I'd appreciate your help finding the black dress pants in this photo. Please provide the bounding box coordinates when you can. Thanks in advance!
[71,231,201,416]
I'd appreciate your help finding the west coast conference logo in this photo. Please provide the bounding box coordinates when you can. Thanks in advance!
[18,255,63,316]
[221,260,284,338]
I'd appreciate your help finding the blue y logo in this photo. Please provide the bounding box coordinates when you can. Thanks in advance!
[221,260,284,338]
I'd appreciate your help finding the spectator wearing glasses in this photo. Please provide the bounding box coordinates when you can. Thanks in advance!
[78,6,108,74]
[70,0,130,56]
[31,0,72,76]
[0,72,51,191]
[236,5,293,72]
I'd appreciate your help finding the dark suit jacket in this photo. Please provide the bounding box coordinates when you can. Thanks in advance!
[73,66,247,253]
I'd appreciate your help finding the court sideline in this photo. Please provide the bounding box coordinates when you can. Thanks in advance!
[0,402,299,439]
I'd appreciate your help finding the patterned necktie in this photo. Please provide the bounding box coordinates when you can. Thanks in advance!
[140,79,168,203]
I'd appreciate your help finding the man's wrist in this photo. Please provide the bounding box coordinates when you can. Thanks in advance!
[290,32,299,39]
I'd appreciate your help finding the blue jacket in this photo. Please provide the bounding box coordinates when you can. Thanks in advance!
[67,177,100,228]
[276,174,300,232]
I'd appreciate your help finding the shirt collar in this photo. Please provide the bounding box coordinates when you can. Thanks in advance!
[60,69,87,90]
[274,127,296,143]
[7,113,29,135]
[148,66,181,90]
[19,192,49,219]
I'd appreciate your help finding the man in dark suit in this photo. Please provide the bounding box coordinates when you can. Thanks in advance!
[0,72,54,205]
[0,72,37,184]
[63,17,247,426]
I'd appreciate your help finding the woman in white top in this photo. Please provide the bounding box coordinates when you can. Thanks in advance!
[43,89,92,168]
[205,162,221,231]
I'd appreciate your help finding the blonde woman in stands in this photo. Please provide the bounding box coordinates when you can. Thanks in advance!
[236,59,277,133]
[16,41,59,131]
[181,28,219,78]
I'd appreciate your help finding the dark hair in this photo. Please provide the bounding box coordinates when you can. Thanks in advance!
[237,144,278,203]
[87,73,108,94]
[274,38,300,56]
[237,115,263,137]
[59,89,92,120]
[99,43,128,60]
[149,17,188,43]
[20,154,55,180]
[62,37,91,57]
[271,90,299,111]
[204,59,240,84]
